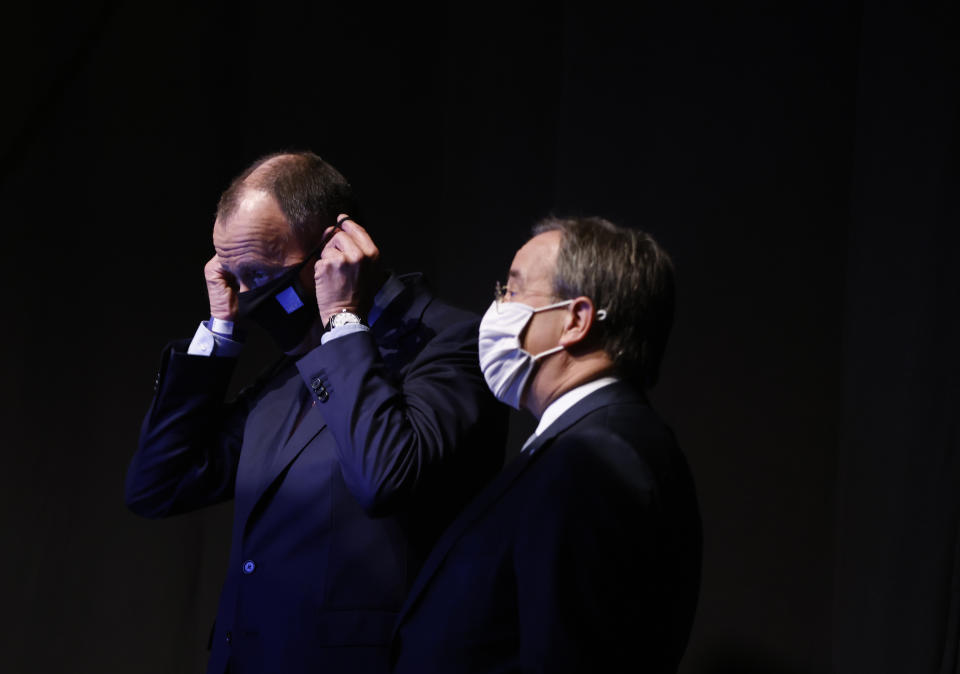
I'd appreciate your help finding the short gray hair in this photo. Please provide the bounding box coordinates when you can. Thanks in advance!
[533,216,675,387]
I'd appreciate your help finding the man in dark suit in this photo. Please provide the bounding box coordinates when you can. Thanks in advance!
[124,151,506,674]
[392,216,702,673]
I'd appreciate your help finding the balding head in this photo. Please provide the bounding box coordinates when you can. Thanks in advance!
[217,151,358,251]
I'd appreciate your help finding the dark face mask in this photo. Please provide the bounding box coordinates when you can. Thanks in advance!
[237,256,318,352]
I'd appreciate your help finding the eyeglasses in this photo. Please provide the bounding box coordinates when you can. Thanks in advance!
[494,281,565,311]
[495,280,609,321]
[494,281,507,303]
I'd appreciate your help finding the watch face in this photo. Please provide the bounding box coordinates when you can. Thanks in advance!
[330,312,362,328]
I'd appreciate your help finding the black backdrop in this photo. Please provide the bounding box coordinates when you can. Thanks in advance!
[3,2,958,673]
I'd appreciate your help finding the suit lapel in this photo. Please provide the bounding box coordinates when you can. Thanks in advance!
[370,274,431,347]
[395,380,646,629]
[265,396,328,484]
[396,445,539,626]
[238,273,432,532]
[235,369,328,531]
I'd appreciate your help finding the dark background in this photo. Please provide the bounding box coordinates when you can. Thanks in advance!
[3,1,958,672]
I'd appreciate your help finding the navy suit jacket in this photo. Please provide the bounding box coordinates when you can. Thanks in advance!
[391,380,702,674]
[125,274,507,674]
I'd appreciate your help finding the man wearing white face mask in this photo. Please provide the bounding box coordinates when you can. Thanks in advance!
[391,216,703,673]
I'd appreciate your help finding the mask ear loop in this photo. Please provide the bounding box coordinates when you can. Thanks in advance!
[531,298,576,314]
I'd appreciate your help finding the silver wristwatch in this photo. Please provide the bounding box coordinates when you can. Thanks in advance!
[326,309,365,332]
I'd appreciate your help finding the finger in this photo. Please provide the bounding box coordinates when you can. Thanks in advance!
[324,228,365,262]
[205,254,229,279]
[337,217,378,258]
[320,230,343,258]
[317,247,345,270]
[322,224,339,238]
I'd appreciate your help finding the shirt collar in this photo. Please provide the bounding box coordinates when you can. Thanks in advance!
[533,376,620,438]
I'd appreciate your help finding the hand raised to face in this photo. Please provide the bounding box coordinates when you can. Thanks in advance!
[204,254,240,320]
[314,215,381,325]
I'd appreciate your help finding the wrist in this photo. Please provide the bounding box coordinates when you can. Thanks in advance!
[320,306,359,327]
[209,292,238,323]
[324,308,365,332]
[210,309,237,322]
[209,317,234,336]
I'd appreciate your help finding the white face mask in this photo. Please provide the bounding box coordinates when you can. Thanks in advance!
[477,298,574,410]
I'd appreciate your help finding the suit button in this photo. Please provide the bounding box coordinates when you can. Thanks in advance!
[242,560,256,574]
[311,377,329,402]
[225,631,232,644]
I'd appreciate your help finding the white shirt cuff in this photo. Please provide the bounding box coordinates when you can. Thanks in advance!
[187,320,244,357]
[320,322,370,345]
[210,317,234,335]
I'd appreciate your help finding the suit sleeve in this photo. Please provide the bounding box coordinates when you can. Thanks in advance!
[124,341,248,518]
[295,313,501,516]
[513,430,670,673]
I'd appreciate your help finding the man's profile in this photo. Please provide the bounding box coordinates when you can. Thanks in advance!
[391,215,701,673]
[125,151,506,674]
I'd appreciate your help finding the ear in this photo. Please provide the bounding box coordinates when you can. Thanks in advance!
[558,297,597,347]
